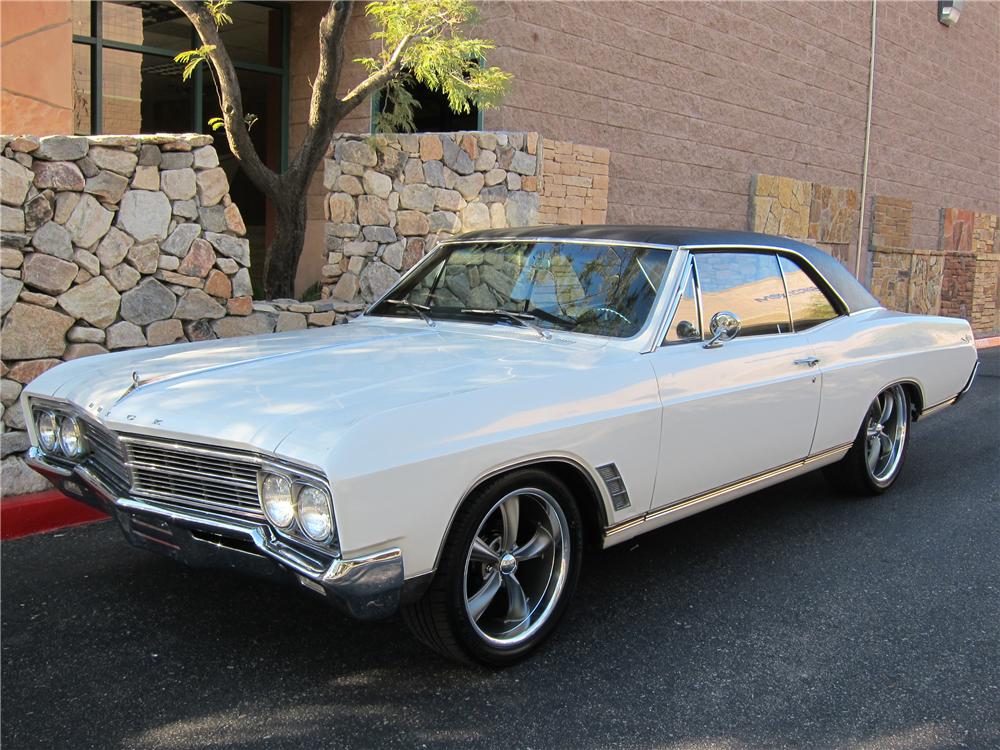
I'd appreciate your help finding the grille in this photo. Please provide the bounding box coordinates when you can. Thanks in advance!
[124,439,265,521]
[81,419,131,493]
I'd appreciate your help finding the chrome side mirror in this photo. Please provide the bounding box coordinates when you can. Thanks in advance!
[704,311,741,349]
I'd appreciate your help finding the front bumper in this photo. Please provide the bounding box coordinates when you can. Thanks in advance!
[26,447,404,620]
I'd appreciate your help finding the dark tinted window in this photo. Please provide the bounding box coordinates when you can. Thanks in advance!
[694,252,791,337]
[778,256,838,331]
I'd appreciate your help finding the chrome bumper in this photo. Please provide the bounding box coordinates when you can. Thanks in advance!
[26,447,404,620]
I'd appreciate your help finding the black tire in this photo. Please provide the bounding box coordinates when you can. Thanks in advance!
[402,468,584,666]
[823,384,910,496]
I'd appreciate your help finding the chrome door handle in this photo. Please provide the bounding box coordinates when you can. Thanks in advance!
[794,356,820,368]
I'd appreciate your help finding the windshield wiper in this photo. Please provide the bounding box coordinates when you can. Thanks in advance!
[460,308,551,339]
[384,298,435,327]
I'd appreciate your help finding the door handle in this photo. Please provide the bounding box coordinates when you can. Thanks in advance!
[794,356,820,368]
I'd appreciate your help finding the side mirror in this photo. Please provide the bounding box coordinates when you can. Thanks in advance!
[704,311,741,349]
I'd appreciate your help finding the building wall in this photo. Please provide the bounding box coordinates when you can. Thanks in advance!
[476,0,1000,278]
[288,3,376,295]
[0,0,74,135]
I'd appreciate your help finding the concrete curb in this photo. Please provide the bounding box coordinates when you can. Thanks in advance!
[0,491,107,541]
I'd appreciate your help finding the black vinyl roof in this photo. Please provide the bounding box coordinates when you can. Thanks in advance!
[456,224,881,314]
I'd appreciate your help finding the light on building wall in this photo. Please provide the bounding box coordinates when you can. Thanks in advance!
[938,0,964,27]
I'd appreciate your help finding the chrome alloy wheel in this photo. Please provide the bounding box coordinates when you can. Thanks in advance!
[865,384,908,485]
[463,488,571,647]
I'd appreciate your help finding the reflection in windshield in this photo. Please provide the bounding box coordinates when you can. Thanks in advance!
[369,241,671,338]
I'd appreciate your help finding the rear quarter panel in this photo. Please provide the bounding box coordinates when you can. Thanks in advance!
[808,309,977,452]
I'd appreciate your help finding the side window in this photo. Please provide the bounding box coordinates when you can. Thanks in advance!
[694,252,791,337]
[664,262,701,344]
[778,256,839,331]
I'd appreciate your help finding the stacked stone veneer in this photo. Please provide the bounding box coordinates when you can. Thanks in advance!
[869,197,945,316]
[749,174,858,266]
[939,208,999,334]
[0,133,344,496]
[320,132,609,306]
[537,139,609,226]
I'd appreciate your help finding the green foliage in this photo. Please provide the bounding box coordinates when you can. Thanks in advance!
[207,116,225,131]
[174,45,216,82]
[205,0,233,26]
[357,0,512,133]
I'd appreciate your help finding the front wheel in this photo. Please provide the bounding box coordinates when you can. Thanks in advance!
[824,384,910,495]
[402,469,583,665]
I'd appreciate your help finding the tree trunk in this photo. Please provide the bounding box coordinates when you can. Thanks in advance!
[262,192,308,299]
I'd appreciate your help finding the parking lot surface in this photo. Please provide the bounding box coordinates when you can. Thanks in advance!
[2,348,998,750]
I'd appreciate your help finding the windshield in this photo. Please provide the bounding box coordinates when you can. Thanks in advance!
[369,241,672,338]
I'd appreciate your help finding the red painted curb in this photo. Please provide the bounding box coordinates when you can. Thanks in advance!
[0,491,108,541]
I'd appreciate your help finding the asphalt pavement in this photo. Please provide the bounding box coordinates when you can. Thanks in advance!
[2,348,998,750]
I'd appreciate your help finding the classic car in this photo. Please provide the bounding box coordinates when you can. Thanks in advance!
[23,226,979,665]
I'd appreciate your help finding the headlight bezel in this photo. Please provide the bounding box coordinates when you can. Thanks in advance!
[257,466,337,549]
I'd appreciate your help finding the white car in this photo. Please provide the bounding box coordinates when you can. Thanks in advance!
[23,226,979,665]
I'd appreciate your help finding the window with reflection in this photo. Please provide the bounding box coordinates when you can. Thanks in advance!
[694,252,791,337]
[777,256,839,331]
[370,241,672,338]
[664,261,701,344]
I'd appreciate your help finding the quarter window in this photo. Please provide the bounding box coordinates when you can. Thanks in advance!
[664,262,701,344]
[777,256,839,331]
[694,252,791,337]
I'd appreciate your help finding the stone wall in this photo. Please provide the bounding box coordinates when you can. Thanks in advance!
[0,133,343,496]
[749,173,858,267]
[869,197,945,316]
[319,131,613,306]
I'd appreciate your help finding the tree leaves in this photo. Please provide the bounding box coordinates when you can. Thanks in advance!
[358,0,512,133]
[173,45,217,82]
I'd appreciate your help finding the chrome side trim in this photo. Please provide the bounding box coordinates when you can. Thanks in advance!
[603,442,853,541]
[917,396,958,420]
[955,359,979,402]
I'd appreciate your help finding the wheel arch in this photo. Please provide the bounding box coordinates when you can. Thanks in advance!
[429,456,611,574]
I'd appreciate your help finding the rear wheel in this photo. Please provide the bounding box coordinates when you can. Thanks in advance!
[402,469,583,665]
[824,384,910,496]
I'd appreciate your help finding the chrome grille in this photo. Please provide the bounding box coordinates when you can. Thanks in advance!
[124,439,264,521]
[81,419,131,493]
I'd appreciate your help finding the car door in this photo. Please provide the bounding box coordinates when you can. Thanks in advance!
[647,249,823,509]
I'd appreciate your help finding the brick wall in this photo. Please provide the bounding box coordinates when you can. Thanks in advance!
[538,140,609,225]
[477,0,1000,276]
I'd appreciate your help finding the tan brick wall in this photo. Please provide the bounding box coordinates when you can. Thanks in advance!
[476,1,1000,268]
[538,139,609,225]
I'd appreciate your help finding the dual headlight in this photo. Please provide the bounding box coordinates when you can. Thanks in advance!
[260,472,335,544]
[34,409,88,459]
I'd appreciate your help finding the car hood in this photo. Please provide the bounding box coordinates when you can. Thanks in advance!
[29,318,625,462]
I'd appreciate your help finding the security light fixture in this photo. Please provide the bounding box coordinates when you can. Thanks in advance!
[938,0,964,27]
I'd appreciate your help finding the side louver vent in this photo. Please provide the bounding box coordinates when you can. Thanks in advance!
[597,463,631,510]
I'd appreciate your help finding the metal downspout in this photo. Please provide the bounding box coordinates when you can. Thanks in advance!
[855,0,878,282]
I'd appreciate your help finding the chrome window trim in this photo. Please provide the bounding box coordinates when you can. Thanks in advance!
[365,236,686,350]
[678,243,853,317]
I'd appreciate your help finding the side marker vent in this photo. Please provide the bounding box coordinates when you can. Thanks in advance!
[597,463,631,510]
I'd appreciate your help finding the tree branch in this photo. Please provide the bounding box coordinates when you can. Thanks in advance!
[287,0,353,188]
[173,0,279,196]
[338,32,414,117]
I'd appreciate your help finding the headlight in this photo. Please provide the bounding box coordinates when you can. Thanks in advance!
[58,416,88,458]
[36,410,60,452]
[261,474,295,528]
[296,485,334,542]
